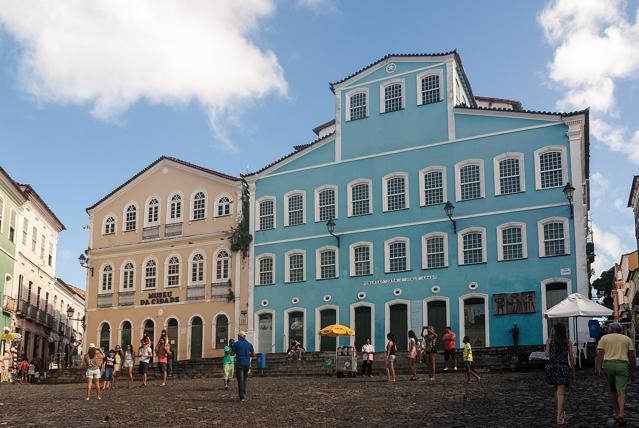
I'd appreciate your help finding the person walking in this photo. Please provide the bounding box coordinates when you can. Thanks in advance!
[596,322,636,426]
[138,338,152,387]
[442,326,458,371]
[544,324,575,425]
[421,326,438,380]
[155,338,170,387]
[231,331,255,401]
[223,339,235,390]
[385,333,397,382]
[408,330,419,381]
[112,345,123,389]
[102,350,115,390]
[361,338,374,377]
[122,344,135,389]
[462,336,480,384]
[83,344,103,400]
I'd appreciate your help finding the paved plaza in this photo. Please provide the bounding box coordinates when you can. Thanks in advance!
[1,371,637,427]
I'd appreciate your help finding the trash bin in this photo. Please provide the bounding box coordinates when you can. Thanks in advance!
[256,352,266,369]
[588,320,601,339]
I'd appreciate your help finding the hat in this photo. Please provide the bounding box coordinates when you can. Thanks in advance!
[238,331,247,338]
[89,343,96,348]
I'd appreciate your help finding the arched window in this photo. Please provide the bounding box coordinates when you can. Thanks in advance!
[169,193,182,221]
[192,191,206,220]
[458,162,483,201]
[122,262,135,290]
[144,259,157,289]
[103,216,116,235]
[215,250,230,281]
[166,256,180,287]
[383,173,408,211]
[381,80,404,113]
[143,319,155,345]
[459,228,486,265]
[315,186,337,222]
[101,265,113,292]
[146,197,159,225]
[215,314,229,349]
[384,238,410,273]
[190,253,205,285]
[418,73,441,105]
[124,204,137,231]
[316,247,338,280]
[256,254,275,286]
[120,321,132,349]
[99,322,110,351]
[216,196,232,217]
[258,198,275,230]
[348,179,372,216]
[345,89,368,121]
[350,242,372,276]
[284,191,305,226]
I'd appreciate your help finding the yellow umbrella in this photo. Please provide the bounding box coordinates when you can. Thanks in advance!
[319,324,355,337]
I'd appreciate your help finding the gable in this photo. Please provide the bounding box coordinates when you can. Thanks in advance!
[340,60,447,90]
[267,140,336,175]
[454,113,560,139]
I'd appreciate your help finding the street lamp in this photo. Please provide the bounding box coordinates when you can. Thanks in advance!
[563,182,575,218]
[325,218,340,247]
[443,201,457,234]
[78,252,93,276]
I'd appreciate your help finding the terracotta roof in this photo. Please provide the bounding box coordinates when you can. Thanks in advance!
[86,156,240,212]
[17,183,66,231]
[243,132,336,177]
[56,277,86,300]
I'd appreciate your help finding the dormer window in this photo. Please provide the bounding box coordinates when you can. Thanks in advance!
[416,70,443,106]
[345,89,369,121]
[380,79,405,113]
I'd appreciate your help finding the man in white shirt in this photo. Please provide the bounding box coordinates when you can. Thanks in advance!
[361,339,374,377]
[137,338,152,387]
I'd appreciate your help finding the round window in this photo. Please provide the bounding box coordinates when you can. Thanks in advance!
[468,282,479,290]
[291,297,300,304]
[431,286,441,293]
[357,292,366,300]
[323,295,332,302]
[260,299,269,307]
[393,288,402,296]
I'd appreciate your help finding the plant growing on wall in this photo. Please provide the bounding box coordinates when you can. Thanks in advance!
[230,178,252,259]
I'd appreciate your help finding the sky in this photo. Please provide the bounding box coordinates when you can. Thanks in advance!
[0,0,637,289]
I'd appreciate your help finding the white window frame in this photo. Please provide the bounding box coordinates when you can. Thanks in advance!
[534,145,568,190]
[189,251,207,286]
[455,159,485,202]
[496,222,528,261]
[384,237,411,273]
[419,166,447,207]
[122,202,138,232]
[382,172,410,212]
[537,217,571,257]
[190,189,208,221]
[493,152,525,196]
[315,245,339,280]
[8,208,17,243]
[21,217,28,245]
[166,192,184,223]
[99,264,114,294]
[256,196,276,231]
[284,190,306,227]
[349,241,373,277]
[379,78,406,113]
[347,179,373,217]
[314,185,338,223]
[255,253,276,286]
[102,214,117,236]
[142,257,158,290]
[214,248,231,282]
[284,249,306,283]
[422,232,449,269]
[345,88,369,122]
[416,69,444,106]
[457,227,487,265]
[164,254,182,288]
[120,260,136,292]
[144,195,161,227]
[214,193,234,218]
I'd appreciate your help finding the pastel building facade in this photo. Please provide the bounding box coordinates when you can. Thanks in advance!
[246,52,591,353]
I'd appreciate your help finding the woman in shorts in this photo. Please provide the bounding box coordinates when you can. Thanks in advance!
[385,333,397,382]
[408,330,418,381]
[112,344,123,389]
[123,344,135,388]
[83,344,103,400]
[421,325,438,381]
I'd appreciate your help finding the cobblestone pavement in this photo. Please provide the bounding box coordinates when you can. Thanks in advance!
[0,371,637,427]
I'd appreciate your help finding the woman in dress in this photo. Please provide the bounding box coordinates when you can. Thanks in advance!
[112,344,123,389]
[407,330,418,381]
[421,325,438,381]
[545,323,575,425]
[123,344,135,389]
[385,333,397,382]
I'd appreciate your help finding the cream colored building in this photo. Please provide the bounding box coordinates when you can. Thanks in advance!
[85,157,248,359]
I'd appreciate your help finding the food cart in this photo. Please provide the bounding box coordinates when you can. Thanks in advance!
[318,324,357,377]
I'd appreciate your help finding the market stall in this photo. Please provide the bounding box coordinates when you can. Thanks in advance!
[318,324,357,377]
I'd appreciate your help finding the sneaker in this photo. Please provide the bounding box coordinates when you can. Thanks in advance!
[97,396,101,400]
[85,397,90,401]
[224,385,229,390]
[443,367,449,371]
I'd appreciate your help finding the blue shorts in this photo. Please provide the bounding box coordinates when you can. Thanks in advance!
[103,367,114,381]
[464,361,473,370]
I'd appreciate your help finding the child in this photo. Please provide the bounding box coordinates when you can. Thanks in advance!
[102,350,115,390]
[223,339,235,390]
[27,360,35,383]
[462,336,481,384]
[18,358,28,383]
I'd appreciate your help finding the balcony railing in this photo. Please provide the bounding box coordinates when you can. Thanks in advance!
[211,281,231,301]
[187,284,205,301]
[97,293,113,308]
[119,291,135,306]
[3,296,16,313]
[143,225,160,240]
[165,222,182,237]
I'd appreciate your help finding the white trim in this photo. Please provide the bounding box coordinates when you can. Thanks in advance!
[416,69,444,106]
[98,263,114,294]
[349,302,376,350]
[164,253,182,289]
[256,196,276,231]
[385,299,411,350]
[188,250,207,287]
[186,313,205,360]
[255,253,276,286]
[214,192,234,218]
[120,259,137,291]
[455,159,485,201]
[211,311,231,350]
[496,222,528,261]
[189,188,208,221]
[339,60,448,91]
[458,293,490,347]
[347,178,372,217]
[418,166,447,207]
[540,277,573,343]
[254,309,276,353]
[314,185,338,222]
[384,237,411,273]
[101,213,117,236]
[117,319,133,348]
[284,249,306,283]
[493,152,525,196]
[457,227,487,265]
[349,241,373,277]
[455,108,561,122]
[447,61,455,140]
[122,201,139,232]
[315,305,340,351]
[0,195,4,234]
[143,194,161,227]
[382,172,409,212]
[315,245,339,280]
[534,145,568,190]
[166,191,184,223]
[537,217,571,257]
[254,202,570,247]
[213,247,231,282]
[141,256,159,290]
[344,88,369,122]
[422,232,449,269]
[423,296,451,327]
[379,78,406,113]
[97,320,112,350]
[283,190,306,227]
[284,307,307,351]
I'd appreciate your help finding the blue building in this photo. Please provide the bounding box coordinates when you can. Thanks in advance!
[245,52,591,353]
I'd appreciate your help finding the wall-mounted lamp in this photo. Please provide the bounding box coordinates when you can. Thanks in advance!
[563,182,575,218]
[78,252,94,276]
[444,201,457,234]
[325,218,340,247]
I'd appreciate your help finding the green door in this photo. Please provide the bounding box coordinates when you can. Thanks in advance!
[190,317,203,359]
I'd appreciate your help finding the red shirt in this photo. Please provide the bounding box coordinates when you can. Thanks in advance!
[443,332,456,350]
[156,343,168,363]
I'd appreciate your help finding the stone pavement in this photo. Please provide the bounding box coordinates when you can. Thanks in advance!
[0,370,637,427]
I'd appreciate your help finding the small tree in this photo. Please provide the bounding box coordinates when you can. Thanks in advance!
[592,266,614,309]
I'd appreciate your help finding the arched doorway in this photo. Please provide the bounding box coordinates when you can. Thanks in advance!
[167,318,179,360]
[99,323,110,352]
[288,311,304,349]
[319,308,336,352]
[120,321,132,349]
[463,297,487,347]
[143,319,155,345]
[389,303,408,351]
[258,313,273,353]
[426,300,447,349]
[546,282,569,337]
[215,314,228,349]
[190,316,203,359]
[354,306,372,351]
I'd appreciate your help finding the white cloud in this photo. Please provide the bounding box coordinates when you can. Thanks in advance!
[591,222,632,277]
[589,171,609,208]
[296,0,336,12]
[539,0,639,163]
[0,0,287,151]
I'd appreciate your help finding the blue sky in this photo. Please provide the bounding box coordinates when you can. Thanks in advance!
[0,0,637,288]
